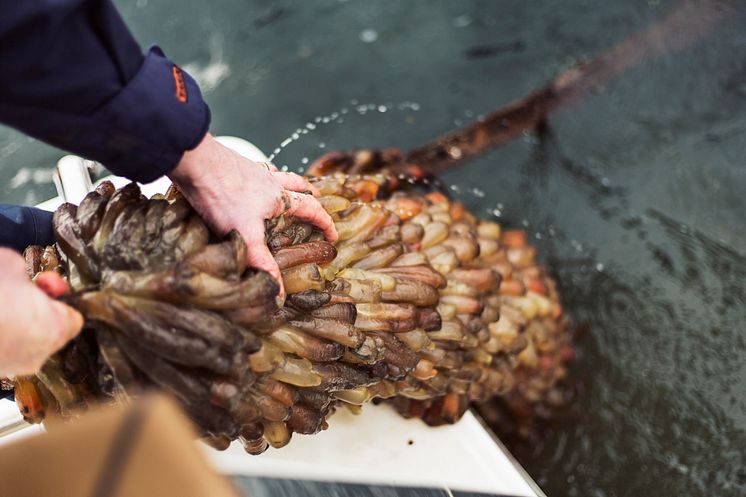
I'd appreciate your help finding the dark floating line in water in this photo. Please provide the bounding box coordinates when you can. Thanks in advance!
[405,0,732,174]
[464,41,526,59]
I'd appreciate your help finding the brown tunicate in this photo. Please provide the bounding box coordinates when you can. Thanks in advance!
[274,241,338,270]
[353,243,403,270]
[20,168,570,452]
[282,263,325,294]
[289,318,365,348]
[374,265,447,289]
[286,289,332,311]
[270,326,345,362]
[382,279,440,307]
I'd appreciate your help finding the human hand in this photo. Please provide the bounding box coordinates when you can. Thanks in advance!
[0,248,83,376]
[169,133,338,299]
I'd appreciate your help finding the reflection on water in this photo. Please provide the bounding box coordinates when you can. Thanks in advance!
[1,1,744,496]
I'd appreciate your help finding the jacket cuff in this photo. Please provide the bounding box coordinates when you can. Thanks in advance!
[0,205,55,252]
[92,46,211,183]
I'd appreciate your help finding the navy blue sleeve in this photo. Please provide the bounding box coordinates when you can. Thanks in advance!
[0,205,55,252]
[0,0,211,183]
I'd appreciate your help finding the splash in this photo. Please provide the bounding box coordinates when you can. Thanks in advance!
[267,100,423,167]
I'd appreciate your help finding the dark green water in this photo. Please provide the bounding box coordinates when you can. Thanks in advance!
[1,1,744,496]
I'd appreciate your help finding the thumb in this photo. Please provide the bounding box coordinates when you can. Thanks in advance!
[35,272,71,298]
[242,223,286,303]
[50,300,84,347]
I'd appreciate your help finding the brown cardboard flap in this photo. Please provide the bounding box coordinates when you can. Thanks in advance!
[0,394,242,497]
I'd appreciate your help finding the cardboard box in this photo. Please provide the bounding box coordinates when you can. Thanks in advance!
[0,394,242,497]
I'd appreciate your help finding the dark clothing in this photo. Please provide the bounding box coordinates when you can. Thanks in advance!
[0,0,210,183]
[0,205,54,251]
[0,0,211,249]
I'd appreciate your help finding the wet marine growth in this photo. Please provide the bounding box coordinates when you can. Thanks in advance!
[10,152,573,453]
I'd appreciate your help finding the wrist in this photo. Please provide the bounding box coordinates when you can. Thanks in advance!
[169,132,218,188]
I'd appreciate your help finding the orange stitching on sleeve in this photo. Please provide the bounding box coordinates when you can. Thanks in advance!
[172,66,188,103]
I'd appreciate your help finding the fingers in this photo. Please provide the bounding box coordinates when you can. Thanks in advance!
[241,222,286,301]
[255,161,278,172]
[35,272,71,298]
[273,172,321,197]
[285,191,339,242]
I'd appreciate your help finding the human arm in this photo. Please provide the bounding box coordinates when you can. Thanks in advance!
[0,0,337,294]
[0,0,208,183]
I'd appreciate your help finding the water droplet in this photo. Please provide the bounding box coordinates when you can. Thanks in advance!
[359,29,379,43]
[301,157,309,164]
[596,263,605,272]
[270,101,423,162]
[522,219,530,227]
[491,209,502,218]
[535,232,543,240]
[601,177,611,187]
